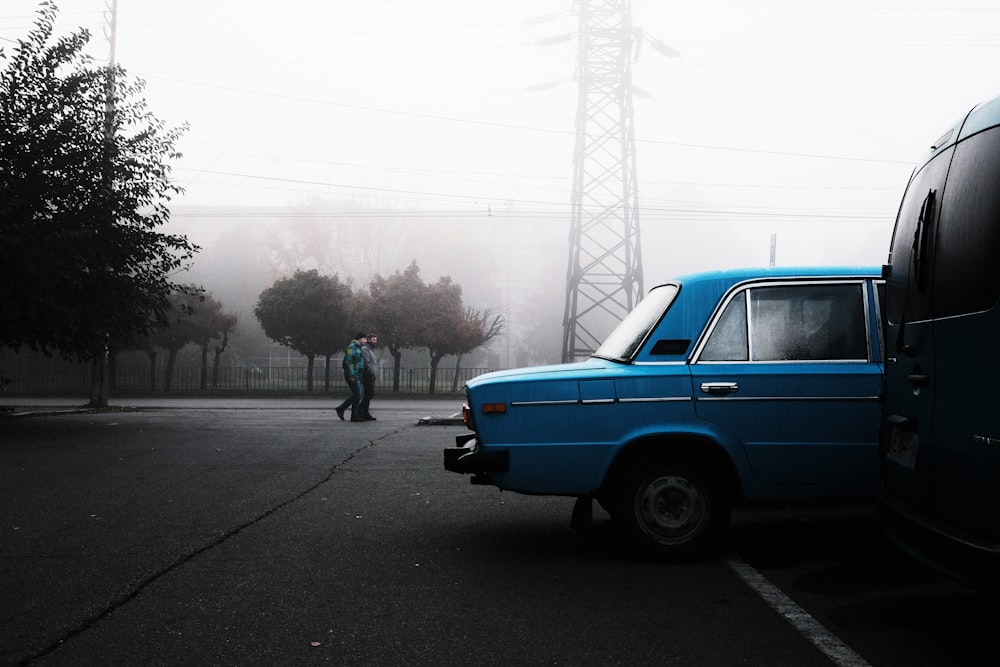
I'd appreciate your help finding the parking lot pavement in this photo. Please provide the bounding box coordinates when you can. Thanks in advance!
[1,396,464,420]
[1,398,991,666]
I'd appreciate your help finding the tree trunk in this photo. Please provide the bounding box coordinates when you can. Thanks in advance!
[212,348,222,388]
[199,343,209,390]
[108,353,118,392]
[164,348,179,392]
[306,353,315,392]
[451,353,464,393]
[88,352,109,408]
[146,350,157,392]
[212,329,230,389]
[428,352,446,394]
[390,347,403,392]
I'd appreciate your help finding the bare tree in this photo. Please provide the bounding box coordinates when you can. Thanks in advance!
[211,313,239,389]
[451,306,505,392]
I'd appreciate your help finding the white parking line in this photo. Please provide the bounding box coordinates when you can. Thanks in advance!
[727,558,872,667]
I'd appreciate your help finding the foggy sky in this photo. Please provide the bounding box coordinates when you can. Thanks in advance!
[4,0,999,361]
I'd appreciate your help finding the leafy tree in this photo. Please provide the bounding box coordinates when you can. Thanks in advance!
[419,277,468,394]
[0,3,196,406]
[254,270,352,391]
[126,330,160,392]
[363,262,429,392]
[188,292,237,390]
[157,290,205,392]
[361,262,502,393]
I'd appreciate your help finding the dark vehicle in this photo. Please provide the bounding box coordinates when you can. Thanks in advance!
[881,93,1000,591]
[446,266,885,560]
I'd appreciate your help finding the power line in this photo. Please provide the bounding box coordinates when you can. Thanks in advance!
[153,74,914,166]
[169,207,892,223]
[174,165,902,217]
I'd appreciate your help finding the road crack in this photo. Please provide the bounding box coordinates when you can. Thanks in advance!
[19,434,392,665]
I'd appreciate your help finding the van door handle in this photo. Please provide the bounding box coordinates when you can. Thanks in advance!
[700,382,739,395]
[907,373,929,388]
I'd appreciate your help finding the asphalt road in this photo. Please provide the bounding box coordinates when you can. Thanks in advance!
[0,398,991,666]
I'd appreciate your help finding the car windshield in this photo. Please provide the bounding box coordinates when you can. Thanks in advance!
[593,284,680,361]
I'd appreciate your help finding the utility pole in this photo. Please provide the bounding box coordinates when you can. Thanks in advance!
[90,0,119,408]
[105,0,118,66]
[562,0,643,362]
[103,0,118,132]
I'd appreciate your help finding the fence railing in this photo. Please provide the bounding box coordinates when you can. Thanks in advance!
[0,366,494,396]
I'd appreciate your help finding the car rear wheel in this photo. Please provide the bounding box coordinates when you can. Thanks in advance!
[612,454,730,561]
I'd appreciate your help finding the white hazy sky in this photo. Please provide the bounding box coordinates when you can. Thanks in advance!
[3,1,999,279]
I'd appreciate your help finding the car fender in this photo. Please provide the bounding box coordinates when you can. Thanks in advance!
[600,420,753,502]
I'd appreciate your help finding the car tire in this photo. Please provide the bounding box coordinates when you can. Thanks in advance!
[612,454,730,561]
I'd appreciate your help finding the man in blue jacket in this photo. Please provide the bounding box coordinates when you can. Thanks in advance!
[336,333,366,422]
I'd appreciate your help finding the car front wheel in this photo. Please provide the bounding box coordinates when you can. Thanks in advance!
[612,454,730,561]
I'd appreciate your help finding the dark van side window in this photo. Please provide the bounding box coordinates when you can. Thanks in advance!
[934,128,1000,317]
[886,149,951,324]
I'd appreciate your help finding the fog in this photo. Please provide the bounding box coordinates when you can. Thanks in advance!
[4,0,998,366]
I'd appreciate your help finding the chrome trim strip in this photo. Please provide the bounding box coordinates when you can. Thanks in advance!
[695,359,869,365]
[630,361,689,366]
[696,395,880,402]
[511,396,692,406]
[510,400,579,406]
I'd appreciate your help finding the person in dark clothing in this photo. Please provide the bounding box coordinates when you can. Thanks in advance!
[336,334,366,422]
[359,333,379,420]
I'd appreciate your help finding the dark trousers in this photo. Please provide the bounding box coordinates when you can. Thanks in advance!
[360,377,375,417]
[337,378,363,419]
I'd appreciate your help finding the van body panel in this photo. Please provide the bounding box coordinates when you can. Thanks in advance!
[881,92,1000,590]
[933,314,1000,537]
[882,144,951,515]
[957,94,1000,142]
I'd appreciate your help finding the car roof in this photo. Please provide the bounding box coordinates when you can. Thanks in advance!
[626,265,882,364]
[667,265,881,288]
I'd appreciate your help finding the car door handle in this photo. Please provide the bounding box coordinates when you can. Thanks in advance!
[907,373,929,388]
[700,382,739,396]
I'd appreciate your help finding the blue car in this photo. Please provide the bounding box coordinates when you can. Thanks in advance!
[445,266,885,560]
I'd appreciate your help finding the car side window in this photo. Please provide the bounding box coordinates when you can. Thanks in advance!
[701,283,869,362]
[700,291,748,361]
[752,284,867,361]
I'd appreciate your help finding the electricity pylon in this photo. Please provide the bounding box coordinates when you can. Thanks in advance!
[561,0,643,362]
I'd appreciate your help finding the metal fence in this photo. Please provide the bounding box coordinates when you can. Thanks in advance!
[0,365,493,396]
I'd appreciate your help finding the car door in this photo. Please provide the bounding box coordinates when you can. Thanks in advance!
[690,278,882,491]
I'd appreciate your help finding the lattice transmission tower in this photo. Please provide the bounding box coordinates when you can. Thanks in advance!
[561,0,643,362]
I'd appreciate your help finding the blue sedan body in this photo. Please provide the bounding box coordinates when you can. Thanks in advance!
[445,266,884,559]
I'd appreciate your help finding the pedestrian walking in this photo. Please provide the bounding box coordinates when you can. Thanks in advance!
[359,333,379,420]
[336,333,366,422]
